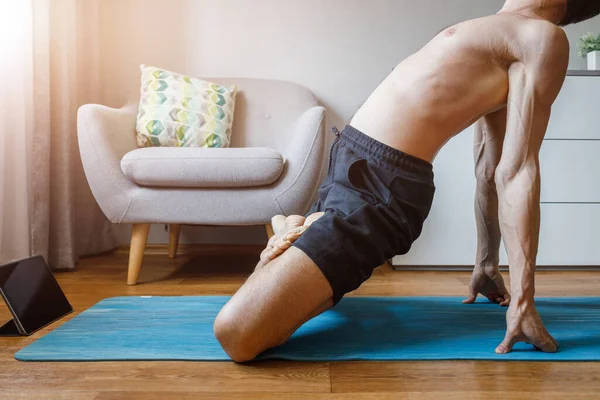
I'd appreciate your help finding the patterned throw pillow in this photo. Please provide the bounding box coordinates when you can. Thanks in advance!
[136,65,238,148]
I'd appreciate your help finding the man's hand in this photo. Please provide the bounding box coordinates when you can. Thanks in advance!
[463,265,510,306]
[496,301,558,354]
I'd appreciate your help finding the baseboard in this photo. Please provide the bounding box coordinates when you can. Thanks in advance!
[114,243,264,257]
[392,265,600,271]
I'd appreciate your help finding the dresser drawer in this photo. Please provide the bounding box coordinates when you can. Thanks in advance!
[539,140,600,203]
[546,76,600,140]
[393,203,600,266]
[534,204,600,265]
[393,116,600,267]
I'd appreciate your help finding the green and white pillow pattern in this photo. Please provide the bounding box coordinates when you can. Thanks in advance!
[136,65,238,148]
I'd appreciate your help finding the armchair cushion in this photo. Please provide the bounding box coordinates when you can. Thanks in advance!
[136,65,238,148]
[121,147,284,188]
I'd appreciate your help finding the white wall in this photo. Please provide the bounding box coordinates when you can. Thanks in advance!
[98,0,599,245]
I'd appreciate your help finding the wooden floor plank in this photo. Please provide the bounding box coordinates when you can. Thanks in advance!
[330,361,600,394]
[0,392,100,400]
[1,361,329,394]
[1,249,599,398]
[94,392,600,400]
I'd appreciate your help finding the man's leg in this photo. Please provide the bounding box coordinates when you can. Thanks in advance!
[464,108,510,306]
[256,213,325,271]
[214,246,333,362]
[214,124,434,362]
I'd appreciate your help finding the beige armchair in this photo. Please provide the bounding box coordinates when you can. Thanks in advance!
[77,78,326,284]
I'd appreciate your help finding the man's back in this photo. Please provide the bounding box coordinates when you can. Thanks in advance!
[350,13,570,162]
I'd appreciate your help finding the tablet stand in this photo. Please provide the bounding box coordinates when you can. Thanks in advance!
[0,318,20,336]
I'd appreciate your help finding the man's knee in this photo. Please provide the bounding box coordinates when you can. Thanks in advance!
[475,163,497,185]
[213,306,261,363]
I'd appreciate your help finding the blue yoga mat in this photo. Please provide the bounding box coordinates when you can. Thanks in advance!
[15,296,600,362]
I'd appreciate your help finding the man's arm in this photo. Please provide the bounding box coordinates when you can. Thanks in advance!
[463,108,510,306]
[494,28,568,354]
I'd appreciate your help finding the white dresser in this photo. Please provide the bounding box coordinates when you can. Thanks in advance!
[393,74,600,268]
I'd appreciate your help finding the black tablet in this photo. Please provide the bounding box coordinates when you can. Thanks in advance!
[0,255,72,336]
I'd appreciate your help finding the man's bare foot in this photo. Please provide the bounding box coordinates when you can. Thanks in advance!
[463,265,510,306]
[496,301,558,354]
[257,213,325,270]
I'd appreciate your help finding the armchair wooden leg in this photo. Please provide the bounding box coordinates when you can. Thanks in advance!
[265,224,275,239]
[169,224,182,259]
[127,223,151,286]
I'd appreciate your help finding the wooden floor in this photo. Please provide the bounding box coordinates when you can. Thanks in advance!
[1,245,600,400]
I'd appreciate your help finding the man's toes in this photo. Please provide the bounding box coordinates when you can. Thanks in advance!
[283,226,308,242]
[270,247,289,262]
[271,215,287,235]
[499,295,511,307]
[261,226,306,261]
[259,215,310,266]
[304,212,325,227]
[259,248,274,264]
[495,335,517,354]
[267,234,278,248]
[284,215,306,230]
[536,342,557,353]
[273,235,296,253]
[258,236,277,263]
[534,337,558,353]
[495,344,511,354]
[256,249,274,270]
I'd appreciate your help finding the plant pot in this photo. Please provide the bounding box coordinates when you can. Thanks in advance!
[588,51,600,71]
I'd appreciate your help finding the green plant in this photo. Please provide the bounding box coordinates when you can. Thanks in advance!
[579,32,600,57]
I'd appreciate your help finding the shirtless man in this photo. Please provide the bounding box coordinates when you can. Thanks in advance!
[214,0,600,362]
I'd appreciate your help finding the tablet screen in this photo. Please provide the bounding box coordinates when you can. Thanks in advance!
[0,256,72,334]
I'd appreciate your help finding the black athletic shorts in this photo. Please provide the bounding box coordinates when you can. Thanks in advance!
[292,125,436,305]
